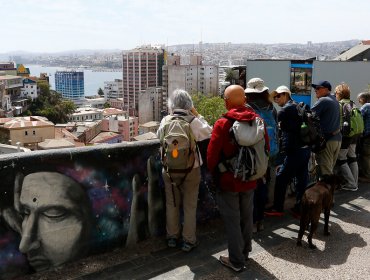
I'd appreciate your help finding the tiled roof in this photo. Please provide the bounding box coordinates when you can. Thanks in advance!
[1,116,54,129]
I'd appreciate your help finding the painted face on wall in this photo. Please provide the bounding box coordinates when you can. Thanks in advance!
[17,172,91,272]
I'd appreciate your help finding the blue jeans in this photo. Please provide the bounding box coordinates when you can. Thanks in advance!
[273,147,311,211]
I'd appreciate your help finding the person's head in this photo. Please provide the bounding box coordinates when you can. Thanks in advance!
[15,172,92,272]
[312,80,332,99]
[271,85,292,107]
[224,85,246,110]
[334,83,351,101]
[244,77,271,103]
[357,91,370,105]
[168,89,193,113]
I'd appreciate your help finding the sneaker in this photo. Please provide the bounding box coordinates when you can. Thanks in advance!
[341,185,358,191]
[219,255,243,272]
[167,238,177,248]
[264,207,284,217]
[181,240,199,252]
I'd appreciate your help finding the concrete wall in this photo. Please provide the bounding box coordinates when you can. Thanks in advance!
[0,140,216,279]
[246,60,291,91]
[311,61,370,106]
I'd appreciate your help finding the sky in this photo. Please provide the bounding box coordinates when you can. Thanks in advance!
[1,0,370,53]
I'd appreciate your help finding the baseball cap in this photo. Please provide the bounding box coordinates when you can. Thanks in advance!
[311,80,332,91]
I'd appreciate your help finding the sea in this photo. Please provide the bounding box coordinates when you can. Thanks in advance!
[26,65,123,96]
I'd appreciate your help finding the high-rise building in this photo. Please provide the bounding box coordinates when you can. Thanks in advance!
[55,71,84,102]
[122,45,165,116]
[162,56,219,108]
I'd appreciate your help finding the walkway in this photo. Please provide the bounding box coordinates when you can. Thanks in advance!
[26,182,370,280]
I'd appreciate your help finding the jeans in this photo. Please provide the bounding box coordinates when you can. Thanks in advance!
[273,147,311,211]
[253,179,267,223]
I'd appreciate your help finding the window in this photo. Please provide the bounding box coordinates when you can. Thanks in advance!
[33,130,35,135]
[290,62,313,95]
[25,131,28,136]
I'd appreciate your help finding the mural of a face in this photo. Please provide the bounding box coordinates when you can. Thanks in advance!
[16,172,92,272]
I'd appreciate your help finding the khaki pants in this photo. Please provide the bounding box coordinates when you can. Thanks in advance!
[316,140,341,177]
[162,167,201,244]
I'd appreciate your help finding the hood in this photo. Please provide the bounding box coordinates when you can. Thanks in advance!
[223,106,257,122]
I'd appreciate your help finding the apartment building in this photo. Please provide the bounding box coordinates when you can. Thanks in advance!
[20,78,38,100]
[122,45,165,116]
[55,70,84,102]
[70,107,104,122]
[101,115,138,141]
[104,79,123,99]
[138,87,162,124]
[0,62,17,76]
[162,55,219,107]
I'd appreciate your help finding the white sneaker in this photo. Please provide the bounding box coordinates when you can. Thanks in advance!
[341,185,358,191]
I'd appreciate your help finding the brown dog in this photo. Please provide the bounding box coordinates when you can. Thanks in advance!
[297,174,342,249]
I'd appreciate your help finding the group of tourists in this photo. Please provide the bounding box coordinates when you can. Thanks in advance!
[157,79,370,272]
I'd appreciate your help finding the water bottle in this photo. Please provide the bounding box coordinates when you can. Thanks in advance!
[300,122,310,144]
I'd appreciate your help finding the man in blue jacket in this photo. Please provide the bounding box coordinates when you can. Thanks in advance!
[311,80,342,177]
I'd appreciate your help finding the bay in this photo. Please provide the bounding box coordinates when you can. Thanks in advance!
[26,65,122,96]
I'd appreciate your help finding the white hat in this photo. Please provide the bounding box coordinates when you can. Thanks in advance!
[271,85,291,96]
[245,78,269,93]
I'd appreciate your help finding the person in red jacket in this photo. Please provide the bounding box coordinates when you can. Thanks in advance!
[207,85,259,272]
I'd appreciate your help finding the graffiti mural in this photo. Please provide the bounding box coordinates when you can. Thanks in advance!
[0,140,217,279]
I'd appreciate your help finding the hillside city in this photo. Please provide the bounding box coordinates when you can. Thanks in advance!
[0,39,369,153]
[3,40,360,69]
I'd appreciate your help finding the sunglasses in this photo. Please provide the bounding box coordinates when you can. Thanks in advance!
[273,93,284,100]
[314,86,324,91]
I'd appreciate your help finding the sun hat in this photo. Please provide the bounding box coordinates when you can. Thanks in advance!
[244,78,269,94]
[271,85,292,97]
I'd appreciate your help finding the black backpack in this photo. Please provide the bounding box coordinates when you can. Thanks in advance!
[296,102,326,153]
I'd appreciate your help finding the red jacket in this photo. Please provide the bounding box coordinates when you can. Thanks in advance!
[207,106,268,192]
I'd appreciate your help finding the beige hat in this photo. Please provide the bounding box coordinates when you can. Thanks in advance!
[271,85,291,97]
[245,78,269,94]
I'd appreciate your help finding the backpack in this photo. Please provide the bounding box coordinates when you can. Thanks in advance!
[296,102,326,153]
[220,116,269,182]
[339,100,364,137]
[159,114,197,174]
[253,107,279,157]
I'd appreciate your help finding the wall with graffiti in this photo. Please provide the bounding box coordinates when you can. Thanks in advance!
[0,140,218,279]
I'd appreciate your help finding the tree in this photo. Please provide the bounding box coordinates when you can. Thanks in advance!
[191,93,226,126]
[98,87,104,96]
[24,81,76,124]
[225,68,238,84]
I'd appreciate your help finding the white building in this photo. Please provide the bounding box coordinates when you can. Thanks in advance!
[70,107,104,122]
[162,58,219,103]
[104,79,123,99]
[20,78,38,100]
